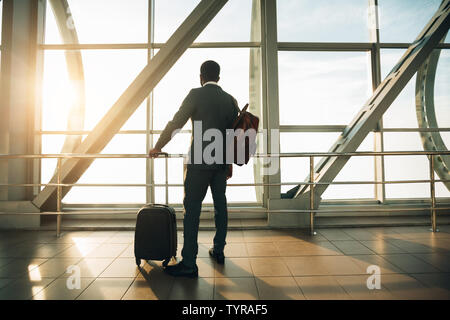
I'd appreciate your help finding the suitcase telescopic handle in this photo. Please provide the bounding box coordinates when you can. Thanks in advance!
[150,152,169,204]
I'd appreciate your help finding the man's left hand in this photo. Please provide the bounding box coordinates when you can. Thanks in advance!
[148,148,162,158]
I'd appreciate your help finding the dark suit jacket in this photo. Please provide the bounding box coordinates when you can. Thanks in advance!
[154,83,239,170]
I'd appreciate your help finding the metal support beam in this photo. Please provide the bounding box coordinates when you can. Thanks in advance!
[0,0,42,201]
[369,0,386,203]
[294,0,450,201]
[261,0,281,201]
[33,0,229,210]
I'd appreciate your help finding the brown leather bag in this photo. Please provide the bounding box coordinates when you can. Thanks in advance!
[227,103,259,166]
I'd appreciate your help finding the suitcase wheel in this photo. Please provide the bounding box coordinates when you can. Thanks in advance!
[135,258,141,267]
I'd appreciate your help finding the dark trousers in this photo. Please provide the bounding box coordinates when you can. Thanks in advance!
[181,166,228,268]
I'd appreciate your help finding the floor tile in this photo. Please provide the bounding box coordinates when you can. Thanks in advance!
[81,231,118,244]
[214,277,259,300]
[295,276,350,300]
[59,258,114,278]
[335,275,395,300]
[342,229,380,241]
[249,257,291,277]
[0,278,15,290]
[122,275,174,300]
[381,274,433,300]
[0,258,48,278]
[76,278,134,300]
[214,258,253,278]
[108,231,135,244]
[224,243,247,258]
[255,277,305,300]
[275,241,342,256]
[86,243,129,258]
[380,254,440,273]
[331,241,375,255]
[348,255,403,274]
[226,230,245,243]
[410,273,450,299]
[245,242,280,257]
[413,253,450,272]
[242,230,274,243]
[119,244,134,258]
[33,257,82,278]
[284,256,364,276]
[318,229,354,241]
[0,277,55,300]
[168,277,214,300]
[0,258,13,269]
[99,258,140,278]
[386,239,434,254]
[359,240,406,254]
[33,278,95,300]
[56,243,101,258]
[197,258,216,278]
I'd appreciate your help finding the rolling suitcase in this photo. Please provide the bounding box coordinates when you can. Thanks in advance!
[134,152,177,267]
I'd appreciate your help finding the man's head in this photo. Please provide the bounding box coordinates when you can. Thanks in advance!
[200,60,220,85]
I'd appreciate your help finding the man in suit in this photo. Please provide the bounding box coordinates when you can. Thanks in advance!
[149,60,239,277]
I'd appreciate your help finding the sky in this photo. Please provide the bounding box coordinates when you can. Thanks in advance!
[38,0,450,204]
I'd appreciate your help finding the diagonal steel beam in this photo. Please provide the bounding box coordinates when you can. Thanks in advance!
[293,0,450,202]
[34,0,229,210]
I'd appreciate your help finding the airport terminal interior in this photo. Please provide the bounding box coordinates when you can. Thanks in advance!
[0,0,449,300]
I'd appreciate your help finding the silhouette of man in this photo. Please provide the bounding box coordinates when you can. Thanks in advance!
[149,60,239,277]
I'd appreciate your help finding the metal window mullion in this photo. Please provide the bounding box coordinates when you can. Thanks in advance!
[261,0,281,201]
[146,0,155,204]
[369,0,386,203]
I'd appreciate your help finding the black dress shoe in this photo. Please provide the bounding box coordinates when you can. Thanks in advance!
[209,248,225,264]
[164,261,198,278]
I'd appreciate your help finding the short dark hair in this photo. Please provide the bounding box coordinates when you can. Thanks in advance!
[200,60,220,82]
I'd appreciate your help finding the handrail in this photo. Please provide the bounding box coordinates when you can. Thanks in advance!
[0,150,447,236]
[1,150,450,158]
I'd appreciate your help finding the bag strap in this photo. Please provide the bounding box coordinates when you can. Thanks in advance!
[232,103,249,129]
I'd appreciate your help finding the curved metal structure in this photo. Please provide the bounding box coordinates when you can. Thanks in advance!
[48,0,86,155]
[415,33,450,191]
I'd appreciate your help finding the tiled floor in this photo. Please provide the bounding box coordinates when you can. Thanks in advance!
[0,225,449,300]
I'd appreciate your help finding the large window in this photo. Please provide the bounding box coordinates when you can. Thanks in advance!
[38,0,449,208]
[40,0,260,206]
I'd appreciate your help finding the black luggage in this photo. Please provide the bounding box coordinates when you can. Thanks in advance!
[134,153,177,267]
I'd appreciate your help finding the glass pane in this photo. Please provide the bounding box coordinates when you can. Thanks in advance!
[154,0,258,43]
[197,0,258,42]
[45,0,148,44]
[153,48,253,130]
[278,51,371,125]
[41,50,147,131]
[380,48,405,80]
[277,0,369,42]
[384,132,429,198]
[63,187,145,204]
[280,132,374,199]
[379,0,441,43]
[382,76,416,128]
[435,50,450,128]
[382,49,450,129]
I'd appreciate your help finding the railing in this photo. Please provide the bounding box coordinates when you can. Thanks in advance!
[0,151,449,237]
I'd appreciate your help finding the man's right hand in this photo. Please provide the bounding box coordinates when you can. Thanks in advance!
[148,148,162,158]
